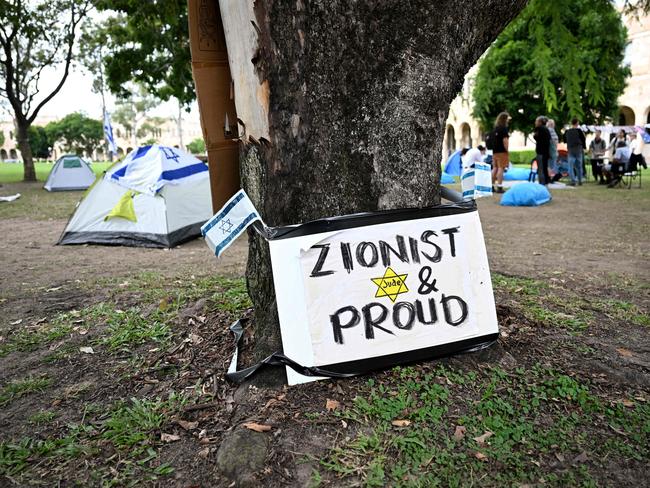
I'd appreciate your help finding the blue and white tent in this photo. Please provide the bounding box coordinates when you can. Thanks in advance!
[58,145,213,248]
[443,150,463,176]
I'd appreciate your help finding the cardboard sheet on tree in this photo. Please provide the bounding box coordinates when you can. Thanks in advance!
[269,204,498,385]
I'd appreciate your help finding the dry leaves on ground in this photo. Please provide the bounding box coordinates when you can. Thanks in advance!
[243,422,272,433]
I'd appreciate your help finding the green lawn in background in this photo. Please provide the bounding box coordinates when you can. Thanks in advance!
[0,162,113,220]
[0,162,112,183]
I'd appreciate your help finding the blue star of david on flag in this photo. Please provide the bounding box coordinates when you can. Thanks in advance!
[103,111,118,155]
[201,190,262,258]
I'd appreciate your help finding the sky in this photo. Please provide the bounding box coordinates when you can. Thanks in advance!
[30,66,200,123]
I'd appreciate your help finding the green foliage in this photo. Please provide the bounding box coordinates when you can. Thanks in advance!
[319,365,649,486]
[186,138,206,155]
[27,126,51,159]
[45,113,103,155]
[0,376,51,407]
[94,0,193,106]
[0,0,92,177]
[112,84,159,145]
[472,0,630,133]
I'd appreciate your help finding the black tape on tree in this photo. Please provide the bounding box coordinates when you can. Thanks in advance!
[224,319,498,384]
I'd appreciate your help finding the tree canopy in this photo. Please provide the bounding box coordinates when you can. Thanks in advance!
[28,126,50,159]
[472,0,630,133]
[0,0,92,179]
[46,113,103,156]
[186,137,206,155]
[94,0,194,107]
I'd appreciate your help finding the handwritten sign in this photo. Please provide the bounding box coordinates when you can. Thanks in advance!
[269,205,498,385]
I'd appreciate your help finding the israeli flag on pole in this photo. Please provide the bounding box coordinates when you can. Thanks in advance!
[103,111,118,155]
[202,189,262,257]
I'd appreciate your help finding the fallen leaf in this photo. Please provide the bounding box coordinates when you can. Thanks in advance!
[341,420,348,428]
[555,453,565,462]
[474,451,488,461]
[473,431,493,446]
[188,333,203,344]
[615,347,633,358]
[391,419,411,427]
[46,286,62,292]
[326,399,340,411]
[243,422,272,432]
[198,447,211,458]
[79,346,95,354]
[159,298,169,312]
[453,425,467,442]
[77,328,88,335]
[621,399,635,407]
[161,433,181,442]
[10,319,22,326]
[177,420,199,430]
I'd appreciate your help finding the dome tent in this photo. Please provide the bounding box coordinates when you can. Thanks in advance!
[44,154,95,191]
[58,145,213,248]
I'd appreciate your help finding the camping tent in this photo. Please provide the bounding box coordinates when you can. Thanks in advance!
[443,150,462,176]
[44,154,96,192]
[58,145,213,248]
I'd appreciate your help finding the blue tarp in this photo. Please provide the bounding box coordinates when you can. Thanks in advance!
[443,150,463,176]
[503,167,532,181]
[500,183,551,207]
[441,173,455,185]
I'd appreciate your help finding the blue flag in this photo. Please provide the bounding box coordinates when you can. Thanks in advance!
[201,190,261,257]
[103,111,118,155]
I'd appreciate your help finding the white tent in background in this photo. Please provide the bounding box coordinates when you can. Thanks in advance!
[44,154,95,191]
[58,145,213,248]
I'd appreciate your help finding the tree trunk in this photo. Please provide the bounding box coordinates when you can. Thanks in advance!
[16,119,36,182]
[229,0,528,378]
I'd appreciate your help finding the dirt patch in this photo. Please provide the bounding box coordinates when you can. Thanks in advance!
[0,183,648,486]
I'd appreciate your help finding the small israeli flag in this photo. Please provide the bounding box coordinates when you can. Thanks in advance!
[103,111,118,155]
[201,189,262,257]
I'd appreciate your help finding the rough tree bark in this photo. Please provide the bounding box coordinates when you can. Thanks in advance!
[224,0,528,380]
[15,119,35,181]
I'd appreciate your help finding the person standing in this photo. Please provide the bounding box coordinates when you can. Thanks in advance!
[490,112,510,193]
[461,145,487,171]
[547,119,559,175]
[588,130,607,184]
[564,118,586,186]
[533,116,551,185]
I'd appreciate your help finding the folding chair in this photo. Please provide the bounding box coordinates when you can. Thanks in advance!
[621,156,644,189]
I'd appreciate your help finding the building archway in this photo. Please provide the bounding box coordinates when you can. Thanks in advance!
[646,107,650,125]
[445,125,456,156]
[460,123,471,148]
[126,147,133,154]
[618,106,635,126]
[0,149,6,161]
[9,149,17,160]
[117,147,125,157]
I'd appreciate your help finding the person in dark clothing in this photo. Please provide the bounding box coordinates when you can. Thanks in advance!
[533,116,551,185]
[588,130,607,184]
[564,118,586,185]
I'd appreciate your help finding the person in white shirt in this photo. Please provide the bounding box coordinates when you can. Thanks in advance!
[460,145,486,171]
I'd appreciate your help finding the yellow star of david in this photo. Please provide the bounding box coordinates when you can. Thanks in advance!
[371,267,409,303]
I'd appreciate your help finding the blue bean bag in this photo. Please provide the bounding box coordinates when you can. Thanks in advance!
[503,167,533,181]
[441,173,455,185]
[500,183,551,207]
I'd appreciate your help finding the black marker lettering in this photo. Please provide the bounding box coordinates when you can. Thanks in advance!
[310,244,335,277]
[379,236,409,267]
[361,302,393,339]
[330,306,360,344]
[392,301,416,330]
[441,294,468,326]
[416,298,438,325]
[356,242,379,267]
[420,230,442,263]
[341,242,354,273]
[409,237,421,264]
[442,227,460,257]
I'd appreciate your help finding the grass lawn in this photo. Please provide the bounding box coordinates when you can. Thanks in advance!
[0,162,113,220]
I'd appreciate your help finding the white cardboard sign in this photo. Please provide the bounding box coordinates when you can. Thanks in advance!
[269,207,498,385]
